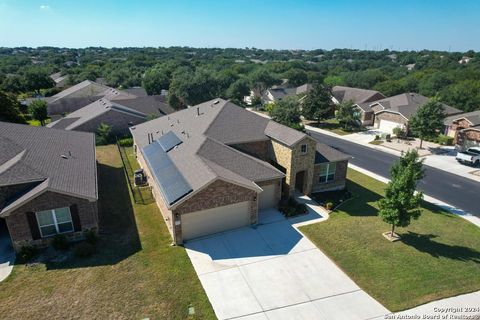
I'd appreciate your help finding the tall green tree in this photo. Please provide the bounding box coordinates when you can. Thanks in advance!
[302,83,333,125]
[143,65,170,95]
[23,69,54,93]
[378,150,424,238]
[409,99,446,149]
[0,90,26,123]
[28,99,48,126]
[249,69,278,96]
[269,96,303,131]
[336,101,361,130]
[96,123,113,145]
[226,78,250,102]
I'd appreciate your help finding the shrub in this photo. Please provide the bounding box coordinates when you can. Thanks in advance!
[117,137,133,147]
[84,229,99,245]
[392,127,405,138]
[374,135,381,141]
[74,242,96,257]
[326,202,334,210]
[51,234,69,251]
[385,134,392,142]
[18,245,38,262]
[280,197,308,217]
[436,134,454,146]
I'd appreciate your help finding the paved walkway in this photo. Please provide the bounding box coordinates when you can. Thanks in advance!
[0,231,15,282]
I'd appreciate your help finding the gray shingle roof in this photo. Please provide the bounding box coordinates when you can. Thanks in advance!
[444,110,480,127]
[47,98,149,131]
[117,95,174,116]
[332,86,386,104]
[372,93,462,120]
[0,122,97,216]
[315,143,351,164]
[131,98,313,208]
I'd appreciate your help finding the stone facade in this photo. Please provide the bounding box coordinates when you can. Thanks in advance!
[3,191,98,252]
[269,137,316,196]
[456,128,480,150]
[449,119,476,144]
[361,111,374,126]
[312,160,348,193]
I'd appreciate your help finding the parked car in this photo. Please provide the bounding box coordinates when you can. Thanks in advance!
[456,147,480,166]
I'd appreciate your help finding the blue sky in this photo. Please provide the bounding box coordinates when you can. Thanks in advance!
[0,0,479,51]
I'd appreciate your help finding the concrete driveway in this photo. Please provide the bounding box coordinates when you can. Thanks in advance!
[0,222,15,282]
[185,209,389,320]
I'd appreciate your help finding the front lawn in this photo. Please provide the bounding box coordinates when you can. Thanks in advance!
[300,169,480,312]
[306,118,365,135]
[0,145,215,319]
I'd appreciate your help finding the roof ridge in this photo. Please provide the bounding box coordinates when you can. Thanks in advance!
[201,98,229,135]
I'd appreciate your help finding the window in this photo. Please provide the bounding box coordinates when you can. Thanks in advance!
[36,207,74,238]
[318,163,336,183]
[300,144,308,154]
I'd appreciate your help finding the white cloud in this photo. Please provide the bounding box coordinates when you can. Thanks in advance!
[39,5,50,10]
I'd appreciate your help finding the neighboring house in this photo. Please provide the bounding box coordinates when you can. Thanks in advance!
[458,56,472,64]
[49,72,69,88]
[130,98,349,244]
[444,110,480,150]
[0,122,98,252]
[47,96,174,134]
[357,93,462,133]
[331,86,386,106]
[244,83,312,105]
[45,80,137,116]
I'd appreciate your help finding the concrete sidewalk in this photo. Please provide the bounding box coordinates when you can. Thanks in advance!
[306,125,480,183]
[0,233,15,282]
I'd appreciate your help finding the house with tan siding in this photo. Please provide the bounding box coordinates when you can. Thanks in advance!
[130,98,349,245]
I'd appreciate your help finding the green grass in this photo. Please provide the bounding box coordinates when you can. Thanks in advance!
[0,145,215,319]
[26,118,51,126]
[369,140,384,145]
[308,118,365,135]
[300,169,480,312]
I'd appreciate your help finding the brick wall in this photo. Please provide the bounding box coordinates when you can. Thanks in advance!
[4,191,98,251]
[456,128,480,150]
[312,160,348,193]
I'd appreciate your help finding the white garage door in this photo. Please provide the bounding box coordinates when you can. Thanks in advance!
[182,201,250,241]
[258,183,277,210]
[378,119,403,134]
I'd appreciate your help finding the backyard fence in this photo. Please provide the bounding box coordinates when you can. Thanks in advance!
[116,140,155,205]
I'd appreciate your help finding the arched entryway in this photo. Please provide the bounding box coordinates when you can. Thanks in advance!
[295,170,307,194]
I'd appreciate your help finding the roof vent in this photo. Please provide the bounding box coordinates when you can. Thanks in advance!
[60,154,68,159]
[213,100,220,105]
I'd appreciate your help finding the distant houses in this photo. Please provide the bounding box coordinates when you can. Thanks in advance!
[244,83,313,105]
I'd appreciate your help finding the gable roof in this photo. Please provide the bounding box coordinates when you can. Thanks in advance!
[444,110,480,127]
[332,86,386,104]
[263,83,313,102]
[0,122,97,216]
[371,93,462,120]
[131,98,311,209]
[47,98,149,131]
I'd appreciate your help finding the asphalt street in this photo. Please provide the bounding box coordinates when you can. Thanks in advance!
[308,130,480,217]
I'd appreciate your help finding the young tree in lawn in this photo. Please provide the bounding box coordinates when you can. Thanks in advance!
[96,123,113,145]
[302,83,333,125]
[378,150,425,239]
[409,99,446,149]
[269,96,303,131]
[28,99,48,126]
[336,100,361,130]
